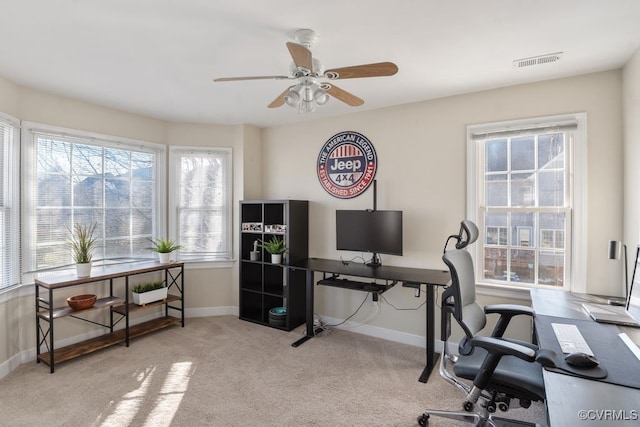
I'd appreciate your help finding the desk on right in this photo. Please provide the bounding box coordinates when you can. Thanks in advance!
[530,288,640,426]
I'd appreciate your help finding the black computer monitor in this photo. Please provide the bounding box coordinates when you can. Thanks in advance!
[336,210,403,267]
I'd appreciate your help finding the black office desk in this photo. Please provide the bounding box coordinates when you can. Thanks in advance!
[288,257,451,382]
[531,288,640,426]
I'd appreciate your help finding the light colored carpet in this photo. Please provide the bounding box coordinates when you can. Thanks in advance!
[0,316,545,426]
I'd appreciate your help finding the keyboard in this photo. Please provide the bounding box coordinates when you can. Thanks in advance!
[551,323,594,356]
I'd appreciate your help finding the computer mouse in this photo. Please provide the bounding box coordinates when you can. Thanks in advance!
[564,352,600,368]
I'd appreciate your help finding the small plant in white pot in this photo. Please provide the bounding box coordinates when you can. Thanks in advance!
[259,236,287,264]
[68,222,99,277]
[148,237,183,263]
[131,280,168,306]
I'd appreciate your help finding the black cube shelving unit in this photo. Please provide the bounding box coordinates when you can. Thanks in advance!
[239,200,308,331]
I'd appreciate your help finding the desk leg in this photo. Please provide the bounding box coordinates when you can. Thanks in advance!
[419,283,439,383]
[125,277,130,347]
[49,288,55,373]
[292,269,314,347]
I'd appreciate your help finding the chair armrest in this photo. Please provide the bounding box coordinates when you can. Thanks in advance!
[484,304,535,338]
[484,304,535,317]
[469,336,537,362]
[467,336,539,392]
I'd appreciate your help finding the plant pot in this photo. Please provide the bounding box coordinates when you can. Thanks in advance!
[271,254,282,264]
[158,252,171,264]
[132,287,168,306]
[76,262,92,278]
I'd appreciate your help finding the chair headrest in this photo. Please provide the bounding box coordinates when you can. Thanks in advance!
[455,220,479,249]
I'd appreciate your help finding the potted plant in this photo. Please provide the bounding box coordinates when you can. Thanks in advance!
[131,280,168,306]
[259,236,287,264]
[148,237,183,263]
[68,222,99,277]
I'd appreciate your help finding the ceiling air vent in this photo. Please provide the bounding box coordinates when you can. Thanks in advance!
[513,52,563,69]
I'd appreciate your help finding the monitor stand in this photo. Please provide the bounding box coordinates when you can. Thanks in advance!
[367,253,382,268]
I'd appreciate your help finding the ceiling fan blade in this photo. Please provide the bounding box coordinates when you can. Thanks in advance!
[214,75,291,82]
[324,84,364,106]
[268,86,295,108]
[286,42,313,71]
[324,62,398,80]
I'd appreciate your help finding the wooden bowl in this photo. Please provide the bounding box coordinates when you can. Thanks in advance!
[67,294,97,310]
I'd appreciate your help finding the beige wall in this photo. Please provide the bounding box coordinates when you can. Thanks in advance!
[624,47,640,269]
[262,70,624,339]
[0,75,19,117]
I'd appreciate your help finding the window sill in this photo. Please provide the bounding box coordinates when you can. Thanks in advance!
[179,259,236,270]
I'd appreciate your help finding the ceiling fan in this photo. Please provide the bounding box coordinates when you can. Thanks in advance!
[213,29,399,113]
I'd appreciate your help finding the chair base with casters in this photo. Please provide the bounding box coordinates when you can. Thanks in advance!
[418,220,546,427]
[417,337,544,426]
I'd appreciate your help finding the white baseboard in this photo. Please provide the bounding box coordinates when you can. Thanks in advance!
[0,350,33,379]
[180,306,237,318]
[319,314,444,352]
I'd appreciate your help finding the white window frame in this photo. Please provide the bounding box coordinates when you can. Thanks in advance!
[21,122,166,282]
[486,226,508,246]
[540,228,565,249]
[168,146,233,267]
[0,113,21,291]
[467,113,587,295]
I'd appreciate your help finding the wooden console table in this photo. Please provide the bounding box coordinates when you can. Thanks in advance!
[35,260,184,373]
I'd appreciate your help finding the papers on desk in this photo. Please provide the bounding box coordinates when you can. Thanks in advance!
[619,333,640,361]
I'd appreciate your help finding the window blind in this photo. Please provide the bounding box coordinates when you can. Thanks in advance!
[470,122,578,140]
[0,116,20,289]
[170,147,232,261]
[23,126,161,273]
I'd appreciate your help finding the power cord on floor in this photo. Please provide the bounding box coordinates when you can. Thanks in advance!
[316,292,371,333]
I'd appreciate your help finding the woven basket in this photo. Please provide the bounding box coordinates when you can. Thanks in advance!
[67,294,97,310]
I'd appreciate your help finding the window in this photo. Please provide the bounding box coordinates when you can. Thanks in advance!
[22,123,164,275]
[0,114,20,289]
[486,226,507,245]
[468,114,586,290]
[169,147,232,262]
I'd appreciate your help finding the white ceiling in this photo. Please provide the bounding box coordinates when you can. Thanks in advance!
[2,1,640,128]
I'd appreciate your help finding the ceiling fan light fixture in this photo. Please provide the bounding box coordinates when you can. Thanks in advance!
[284,85,302,107]
[299,99,317,114]
[314,87,329,105]
[303,85,314,102]
[284,83,328,113]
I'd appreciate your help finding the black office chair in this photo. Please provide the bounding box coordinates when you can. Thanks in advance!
[418,220,545,426]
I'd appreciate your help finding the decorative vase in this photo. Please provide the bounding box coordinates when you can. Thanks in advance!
[158,252,171,264]
[271,254,282,264]
[76,262,92,278]
[132,287,168,305]
[250,251,260,261]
